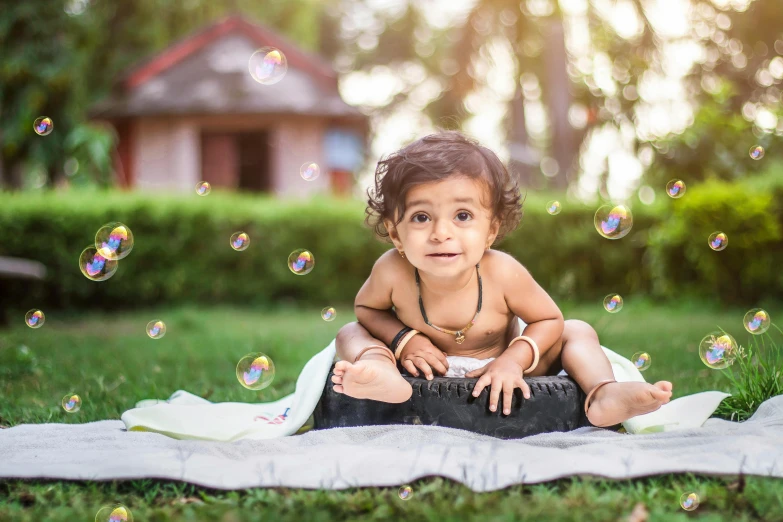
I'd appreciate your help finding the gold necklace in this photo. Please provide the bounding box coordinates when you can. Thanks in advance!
[415,263,482,344]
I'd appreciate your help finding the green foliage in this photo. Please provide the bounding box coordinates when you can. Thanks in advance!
[1,183,781,317]
[645,84,783,189]
[713,324,783,423]
[646,174,783,304]
[0,0,332,189]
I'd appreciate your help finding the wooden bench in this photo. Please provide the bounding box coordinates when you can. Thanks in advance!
[0,256,47,327]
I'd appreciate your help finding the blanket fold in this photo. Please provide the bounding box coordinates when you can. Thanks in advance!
[121,337,731,440]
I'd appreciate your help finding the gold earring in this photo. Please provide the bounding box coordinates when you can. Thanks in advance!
[399,250,405,258]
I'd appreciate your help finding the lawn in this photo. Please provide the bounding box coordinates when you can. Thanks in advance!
[1,299,782,521]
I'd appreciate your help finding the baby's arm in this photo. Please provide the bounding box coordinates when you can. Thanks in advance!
[497,253,565,370]
[354,250,409,349]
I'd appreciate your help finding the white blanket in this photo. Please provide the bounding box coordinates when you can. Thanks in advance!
[120,333,731,440]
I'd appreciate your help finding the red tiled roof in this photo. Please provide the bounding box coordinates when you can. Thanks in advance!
[122,15,337,92]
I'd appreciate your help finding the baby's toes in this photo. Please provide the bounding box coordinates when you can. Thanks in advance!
[331,374,343,385]
[334,361,353,374]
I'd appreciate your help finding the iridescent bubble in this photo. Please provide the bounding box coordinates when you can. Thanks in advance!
[666,179,686,199]
[321,306,336,321]
[236,353,276,390]
[631,352,651,371]
[230,232,250,251]
[25,309,45,328]
[300,162,320,181]
[62,394,81,413]
[398,485,413,500]
[195,181,211,196]
[594,204,633,239]
[249,47,287,85]
[603,294,623,313]
[708,231,728,251]
[546,200,561,215]
[679,492,700,511]
[146,320,166,339]
[79,246,119,281]
[95,222,134,261]
[288,249,315,275]
[33,117,53,136]
[749,145,765,160]
[743,308,770,335]
[95,504,134,522]
[699,332,739,369]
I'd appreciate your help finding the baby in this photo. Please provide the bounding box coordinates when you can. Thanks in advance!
[331,131,672,427]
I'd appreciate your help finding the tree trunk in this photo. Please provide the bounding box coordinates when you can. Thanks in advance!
[508,85,538,189]
[543,17,574,190]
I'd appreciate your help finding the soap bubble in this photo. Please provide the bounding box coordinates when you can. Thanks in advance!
[95,504,133,522]
[300,162,320,181]
[79,246,119,281]
[230,232,250,251]
[288,249,315,275]
[25,309,45,328]
[398,485,413,500]
[196,181,211,196]
[321,306,336,321]
[631,352,651,371]
[33,117,53,136]
[146,320,166,339]
[666,179,686,198]
[249,47,287,85]
[546,200,561,215]
[594,204,633,239]
[699,332,739,369]
[236,353,276,390]
[749,145,765,160]
[96,222,134,260]
[603,294,623,313]
[679,492,700,511]
[62,394,81,413]
[744,308,770,335]
[708,232,728,251]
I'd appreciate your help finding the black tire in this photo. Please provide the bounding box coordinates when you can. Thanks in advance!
[312,363,621,439]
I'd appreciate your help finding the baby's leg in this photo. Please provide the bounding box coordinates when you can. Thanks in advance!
[559,320,673,427]
[332,322,412,403]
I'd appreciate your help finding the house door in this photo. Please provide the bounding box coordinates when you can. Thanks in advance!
[237,131,271,193]
[200,131,271,193]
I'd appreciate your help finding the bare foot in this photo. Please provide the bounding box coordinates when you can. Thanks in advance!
[331,358,413,403]
[586,381,673,427]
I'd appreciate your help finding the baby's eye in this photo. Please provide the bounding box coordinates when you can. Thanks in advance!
[411,212,473,223]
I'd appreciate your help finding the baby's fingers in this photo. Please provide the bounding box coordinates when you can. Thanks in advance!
[519,379,531,400]
[401,359,419,377]
[412,357,434,380]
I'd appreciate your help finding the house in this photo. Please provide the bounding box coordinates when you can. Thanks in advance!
[90,15,368,197]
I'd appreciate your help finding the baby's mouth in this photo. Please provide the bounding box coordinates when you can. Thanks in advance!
[427,253,460,257]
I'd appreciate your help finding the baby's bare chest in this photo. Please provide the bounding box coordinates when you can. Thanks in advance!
[391,274,519,359]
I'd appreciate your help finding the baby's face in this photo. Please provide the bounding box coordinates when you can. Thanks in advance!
[385,176,499,275]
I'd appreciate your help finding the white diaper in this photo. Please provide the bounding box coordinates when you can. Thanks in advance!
[443,355,569,378]
[443,356,496,378]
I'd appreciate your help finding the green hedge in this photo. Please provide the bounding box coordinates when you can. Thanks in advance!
[1,179,781,319]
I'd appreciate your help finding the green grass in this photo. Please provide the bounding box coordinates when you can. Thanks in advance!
[1,300,782,521]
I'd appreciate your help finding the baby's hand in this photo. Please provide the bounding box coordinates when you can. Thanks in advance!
[399,334,449,380]
[467,357,531,415]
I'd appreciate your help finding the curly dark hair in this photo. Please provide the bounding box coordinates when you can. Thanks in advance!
[365,130,525,245]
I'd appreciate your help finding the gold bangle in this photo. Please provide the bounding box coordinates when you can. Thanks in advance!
[394,329,421,360]
[507,335,540,374]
